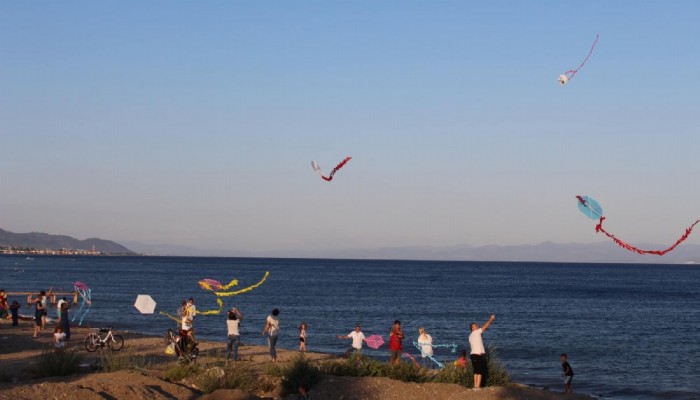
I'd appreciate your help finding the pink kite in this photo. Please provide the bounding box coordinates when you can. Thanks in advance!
[311,156,352,182]
[576,195,700,255]
[73,281,89,291]
[559,35,599,85]
[365,334,385,349]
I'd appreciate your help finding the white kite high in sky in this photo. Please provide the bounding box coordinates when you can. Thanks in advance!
[559,34,599,85]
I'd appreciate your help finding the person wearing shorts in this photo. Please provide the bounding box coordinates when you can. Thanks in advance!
[338,324,366,357]
[561,353,574,393]
[469,314,496,390]
[389,320,404,365]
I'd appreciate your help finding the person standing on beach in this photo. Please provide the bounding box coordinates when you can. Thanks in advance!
[225,308,242,364]
[299,322,307,352]
[28,292,44,337]
[469,314,495,390]
[10,300,21,326]
[60,300,71,340]
[389,320,404,365]
[262,308,280,362]
[561,353,574,394]
[338,324,366,357]
[417,327,434,368]
[0,289,8,320]
[57,296,67,320]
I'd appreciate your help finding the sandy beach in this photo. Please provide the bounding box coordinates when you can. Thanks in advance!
[0,321,595,400]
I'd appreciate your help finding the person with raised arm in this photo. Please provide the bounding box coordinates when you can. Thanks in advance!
[469,314,496,390]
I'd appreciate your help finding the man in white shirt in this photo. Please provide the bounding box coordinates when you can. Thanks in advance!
[469,314,496,390]
[57,297,66,320]
[338,324,366,357]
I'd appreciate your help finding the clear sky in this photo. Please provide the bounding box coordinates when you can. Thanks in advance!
[1,1,699,254]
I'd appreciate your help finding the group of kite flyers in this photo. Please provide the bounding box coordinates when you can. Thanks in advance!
[0,288,73,348]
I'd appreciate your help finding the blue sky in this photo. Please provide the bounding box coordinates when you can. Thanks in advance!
[1,1,699,253]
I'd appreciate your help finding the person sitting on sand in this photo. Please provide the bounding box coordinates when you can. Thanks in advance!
[454,349,468,369]
[338,324,366,357]
[54,325,66,349]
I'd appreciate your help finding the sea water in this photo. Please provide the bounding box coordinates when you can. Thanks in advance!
[2,256,698,400]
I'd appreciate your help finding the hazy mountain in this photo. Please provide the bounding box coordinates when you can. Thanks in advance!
[120,240,700,264]
[0,227,134,254]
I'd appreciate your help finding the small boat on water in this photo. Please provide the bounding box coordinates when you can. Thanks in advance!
[25,257,34,260]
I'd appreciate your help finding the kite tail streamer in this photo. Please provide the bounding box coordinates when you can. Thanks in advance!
[197,298,224,315]
[595,217,700,255]
[214,271,270,297]
[219,279,239,291]
[402,352,421,368]
[564,34,599,79]
[76,308,90,326]
[323,156,352,181]
[159,311,180,324]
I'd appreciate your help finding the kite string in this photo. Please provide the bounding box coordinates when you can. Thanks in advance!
[412,341,458,369]
[595,217,700,256]
[565,34,599,78]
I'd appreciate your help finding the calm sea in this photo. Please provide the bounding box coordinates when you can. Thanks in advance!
[2,256,699,400]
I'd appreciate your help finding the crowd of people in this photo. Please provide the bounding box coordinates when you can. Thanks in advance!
[0,289,574,393]
[0,288,72,349]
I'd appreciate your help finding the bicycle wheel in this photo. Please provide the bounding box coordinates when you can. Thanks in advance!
[165,329,174,345]
[108,335,124,351]
[85,334,98,352]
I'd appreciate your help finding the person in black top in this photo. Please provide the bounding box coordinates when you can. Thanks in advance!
[561,353,574,394]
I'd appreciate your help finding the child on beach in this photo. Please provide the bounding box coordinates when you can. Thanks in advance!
[299,322,307,352]
[561,353,574,394]
[454,349,468,368]
[10,300,21,326]
[54,325,66,349]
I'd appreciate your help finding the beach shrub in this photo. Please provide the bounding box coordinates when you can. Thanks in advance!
[383,360,426,383]
[485,346,511,386]
[165,364,201,381]
[34,349,83,378]
[98,349,149,372]
[195,364,259,394]
[320,355,428,383]
[433,363,473,387]
[264,363,283,377]
[432,346,510,388]
[278,354,322,395]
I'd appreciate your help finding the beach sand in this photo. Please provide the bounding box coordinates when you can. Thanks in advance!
[0,321,594,400]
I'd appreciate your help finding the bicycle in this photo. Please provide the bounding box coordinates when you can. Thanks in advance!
[85,326,124,352]
[164,328,199,364]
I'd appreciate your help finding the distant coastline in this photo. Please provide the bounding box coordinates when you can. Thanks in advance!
[0,246,136,256]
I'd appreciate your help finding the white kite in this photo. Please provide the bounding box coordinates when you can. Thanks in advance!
[559,35,599,85]
[134,294,157,314]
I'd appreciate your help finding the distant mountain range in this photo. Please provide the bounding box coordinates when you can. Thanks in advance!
[0,228,134,254]
[125,240,700,264]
